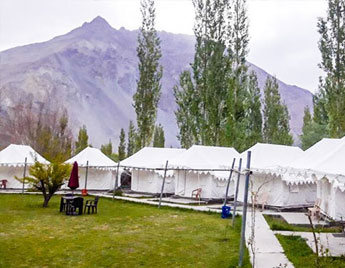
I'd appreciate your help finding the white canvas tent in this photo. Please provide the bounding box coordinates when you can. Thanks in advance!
[65,147,117,191]
[120,147,186,194]
[170,145,239,199]
[236,143,315,207]
[0,144,49,189]
[307,138,345,221]
[274,137,345,220]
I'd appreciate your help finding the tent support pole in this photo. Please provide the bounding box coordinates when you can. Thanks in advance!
[239,151,251,267]
[158,161,169,208]
[223,158,236,206]
[84,160,89,190]
[232,158,242,227]
[22,157,27,194]
[113,162,120,200]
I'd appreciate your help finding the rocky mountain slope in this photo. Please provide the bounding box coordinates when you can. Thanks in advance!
[0,16,313,148]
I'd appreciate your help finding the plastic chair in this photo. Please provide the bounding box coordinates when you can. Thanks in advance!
[192,188,202,200]
[308,198,321,220]
[84,196,99,214]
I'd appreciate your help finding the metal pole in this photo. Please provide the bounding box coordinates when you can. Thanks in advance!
[113,161,120,199]
[239,151,251,267]
[84,160,89,190]
[232,158,242,227]
[223,158,236,206]
[158,161,169,208]
[22,157,27,194]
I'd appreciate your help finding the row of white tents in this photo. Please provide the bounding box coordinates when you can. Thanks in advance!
[0,138,344,221]
[0,145,117,191]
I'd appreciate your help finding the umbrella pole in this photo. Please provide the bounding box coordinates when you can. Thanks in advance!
[22,157,27,194]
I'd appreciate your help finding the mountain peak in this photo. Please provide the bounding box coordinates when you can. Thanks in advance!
[82,16,112,31]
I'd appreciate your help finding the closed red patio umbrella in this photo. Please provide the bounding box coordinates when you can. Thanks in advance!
[68,161,79,194]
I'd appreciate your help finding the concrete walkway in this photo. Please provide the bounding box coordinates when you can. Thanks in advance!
[265,211,329,226]
[245,211,294,268]
[274,231,345,257]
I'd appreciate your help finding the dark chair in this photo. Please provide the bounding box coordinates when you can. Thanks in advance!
[66,197,84,216]
[84,196,99,214]
[60,194,74,212]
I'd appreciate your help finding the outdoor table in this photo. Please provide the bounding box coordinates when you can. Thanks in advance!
[60,196,83,215]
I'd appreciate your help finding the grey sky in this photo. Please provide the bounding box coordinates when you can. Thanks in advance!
[0,0,327,93]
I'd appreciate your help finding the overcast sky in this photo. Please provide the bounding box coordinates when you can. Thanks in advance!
[0,0,328,93]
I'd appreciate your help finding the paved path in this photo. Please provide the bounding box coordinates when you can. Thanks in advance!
[274,231,345,257]
[265,211,328,226]
[245,211,294,268]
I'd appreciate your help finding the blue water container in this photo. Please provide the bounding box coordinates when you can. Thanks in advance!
[221,205,231,218]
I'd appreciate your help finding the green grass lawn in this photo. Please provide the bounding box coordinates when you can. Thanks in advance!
[0,194,251,268]
[276,235,345,268]
[263,214,342,233]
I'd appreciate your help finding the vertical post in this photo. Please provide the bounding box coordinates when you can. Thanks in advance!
[113,161,120,199]
[22,157,27,194]
[232,158,242,227]
[239,151,251,267]
[158,161,169,208]
[223,158,236,206]
[84,160,89,190]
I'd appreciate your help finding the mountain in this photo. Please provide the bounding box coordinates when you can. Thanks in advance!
[0,16,313,148]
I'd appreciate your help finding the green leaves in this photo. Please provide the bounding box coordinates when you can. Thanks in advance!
[75,125,89,154]
[118,128,126,161]
[16,161,72,207]
[317,0,345,138]
[263,76,293,146]
[153,124,165,148]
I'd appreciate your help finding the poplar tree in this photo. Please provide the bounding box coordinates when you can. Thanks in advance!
[101,140,113,158]
[153,124,165,148]
[224,0,250,149]
[174,71,200,148]
[127,121,136,157]
[318,0,345,137]
[300,106,329,150]
[134,0,162,149]
[75,125,89,154]
[243,71,262,149]
[175,0,230,146]
[263,77,293,145]
[118,128,126,161]
[175,0,262,150]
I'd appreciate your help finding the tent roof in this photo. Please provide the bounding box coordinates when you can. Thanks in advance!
[121,147,186,169]
[288,138,341,170]
[170,145,239,170]
[65,147,117,167]
[241,143,304,169]
[310,137,345,183]
[0,144,49,166]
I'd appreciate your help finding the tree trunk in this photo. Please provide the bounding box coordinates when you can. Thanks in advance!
[43,194,52,208]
